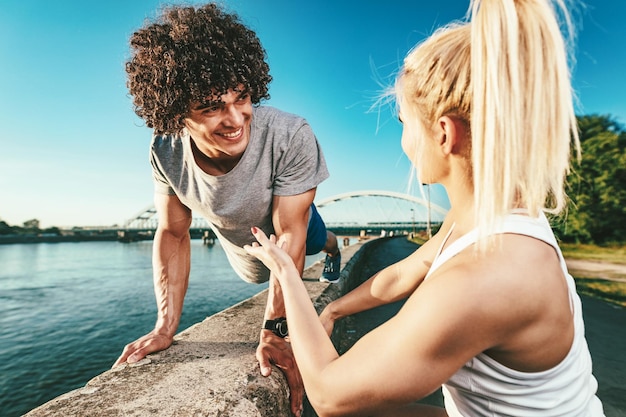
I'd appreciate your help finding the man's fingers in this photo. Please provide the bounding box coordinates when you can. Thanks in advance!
[113,335,172,367]
[257,338,304,416]
[256,349,273,377]
[284,365,304,417]
[113,344,144,366]
[113,352,129,367]
[259,360,272,377]
[127,346,150,363]
[113,342,139,367]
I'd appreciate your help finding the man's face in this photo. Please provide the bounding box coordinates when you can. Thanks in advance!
[184,87,253,162]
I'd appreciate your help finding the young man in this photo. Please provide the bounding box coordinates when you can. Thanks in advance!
[113,3,341,416]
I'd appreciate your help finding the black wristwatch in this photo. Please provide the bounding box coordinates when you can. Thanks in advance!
[263,317,288,338]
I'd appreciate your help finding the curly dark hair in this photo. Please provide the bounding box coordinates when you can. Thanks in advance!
[126,3,272,135]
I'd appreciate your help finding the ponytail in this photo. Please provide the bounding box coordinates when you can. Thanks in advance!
[470,0,579,248]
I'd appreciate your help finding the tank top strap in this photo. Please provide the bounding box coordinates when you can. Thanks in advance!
[425,223,478,280]
[425,212,570,287]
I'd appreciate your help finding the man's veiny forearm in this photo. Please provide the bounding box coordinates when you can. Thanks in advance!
[152,228,191,337]
[263,275,286,321]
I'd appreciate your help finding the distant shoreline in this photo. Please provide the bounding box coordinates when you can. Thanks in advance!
[0,234,119,244]
[0,229,214,245]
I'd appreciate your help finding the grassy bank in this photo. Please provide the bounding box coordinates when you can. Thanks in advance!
[560,243,626,307]
[560,243,626,265]
[572,278,626,308]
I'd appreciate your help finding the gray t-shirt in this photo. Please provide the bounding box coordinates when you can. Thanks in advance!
[149,106,329,283]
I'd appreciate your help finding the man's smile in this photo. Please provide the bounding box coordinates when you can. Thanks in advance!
[219,127,244,140]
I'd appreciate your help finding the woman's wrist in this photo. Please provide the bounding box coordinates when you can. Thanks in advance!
[275,264,301,285]
[322,300,341,322]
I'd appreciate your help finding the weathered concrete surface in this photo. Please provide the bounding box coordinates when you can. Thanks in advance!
[24,239,370,417]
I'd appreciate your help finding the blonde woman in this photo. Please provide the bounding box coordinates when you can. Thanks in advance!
[244,0,605,415]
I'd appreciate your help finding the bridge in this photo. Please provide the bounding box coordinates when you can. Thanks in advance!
[316,189,447,235]
[120,189,448,240]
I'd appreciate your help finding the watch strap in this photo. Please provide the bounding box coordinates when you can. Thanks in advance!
[263,317,288,338]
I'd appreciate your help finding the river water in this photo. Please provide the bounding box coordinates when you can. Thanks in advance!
[0,240,325,417]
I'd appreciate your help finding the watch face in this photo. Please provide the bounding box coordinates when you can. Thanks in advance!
[276,319,288,337]
[265,317,288,338]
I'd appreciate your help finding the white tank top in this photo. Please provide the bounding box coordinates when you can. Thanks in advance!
[425,213,605,417]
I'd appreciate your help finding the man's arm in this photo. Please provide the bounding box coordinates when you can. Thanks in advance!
[263,189,313,319]
[114,193,192,366]
[255,188,314,417]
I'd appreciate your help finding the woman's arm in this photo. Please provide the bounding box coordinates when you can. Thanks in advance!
[245,226,497,417]
[320,215,454,334]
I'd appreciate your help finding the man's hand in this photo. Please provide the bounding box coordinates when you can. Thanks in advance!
[113,330,173,367]
[257,331,304,417]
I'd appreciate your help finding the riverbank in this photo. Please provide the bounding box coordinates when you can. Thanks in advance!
[23,238,367,417]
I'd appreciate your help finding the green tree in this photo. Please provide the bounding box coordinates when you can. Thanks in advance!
[556,115,626,244]
[0,220,11,235]
[42,226,61,235]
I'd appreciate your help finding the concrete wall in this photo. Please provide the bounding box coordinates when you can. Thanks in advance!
[25,237,381,417]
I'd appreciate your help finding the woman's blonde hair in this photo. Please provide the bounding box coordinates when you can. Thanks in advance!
[397,0,579,248]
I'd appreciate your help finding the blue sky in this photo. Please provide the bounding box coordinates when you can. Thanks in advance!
[1,0,624,228]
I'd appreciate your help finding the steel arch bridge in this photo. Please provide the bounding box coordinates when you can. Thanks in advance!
[123,190,448,233]
[122,205,211,230]
[316,190,447,231]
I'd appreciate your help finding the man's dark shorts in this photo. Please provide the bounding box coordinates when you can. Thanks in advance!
[305,204,327,255]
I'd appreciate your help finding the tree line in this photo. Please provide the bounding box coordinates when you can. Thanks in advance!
[553,115,626,245]
[0,218,61,236]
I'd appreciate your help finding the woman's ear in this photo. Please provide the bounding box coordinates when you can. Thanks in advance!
[437,116,465,156]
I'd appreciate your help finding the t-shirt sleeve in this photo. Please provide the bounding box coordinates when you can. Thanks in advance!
[272,122,329,196]
[149,138,176,196]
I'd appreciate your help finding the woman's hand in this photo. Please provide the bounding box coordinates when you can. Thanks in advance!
[244,227,299,282]
[318,305,336,337]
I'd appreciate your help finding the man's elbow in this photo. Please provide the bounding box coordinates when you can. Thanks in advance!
[156,224,190,242]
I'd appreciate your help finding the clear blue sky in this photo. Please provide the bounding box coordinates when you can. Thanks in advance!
[1,0,624,228]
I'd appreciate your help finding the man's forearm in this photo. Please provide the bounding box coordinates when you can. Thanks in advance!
[152,228,191,337]
[263,275,286,321]
[263,229,306,322]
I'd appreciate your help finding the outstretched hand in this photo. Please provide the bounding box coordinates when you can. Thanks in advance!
[113,330,173,367]
[244,227,298,281]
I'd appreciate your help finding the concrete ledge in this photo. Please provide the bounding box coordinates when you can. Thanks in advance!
[25,238,373,417]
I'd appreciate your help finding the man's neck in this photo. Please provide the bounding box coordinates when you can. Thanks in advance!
[190,139,243,176]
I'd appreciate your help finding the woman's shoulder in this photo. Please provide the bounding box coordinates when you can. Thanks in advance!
[421,233,566,325]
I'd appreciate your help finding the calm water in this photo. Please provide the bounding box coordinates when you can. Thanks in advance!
[0,240,326,417]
